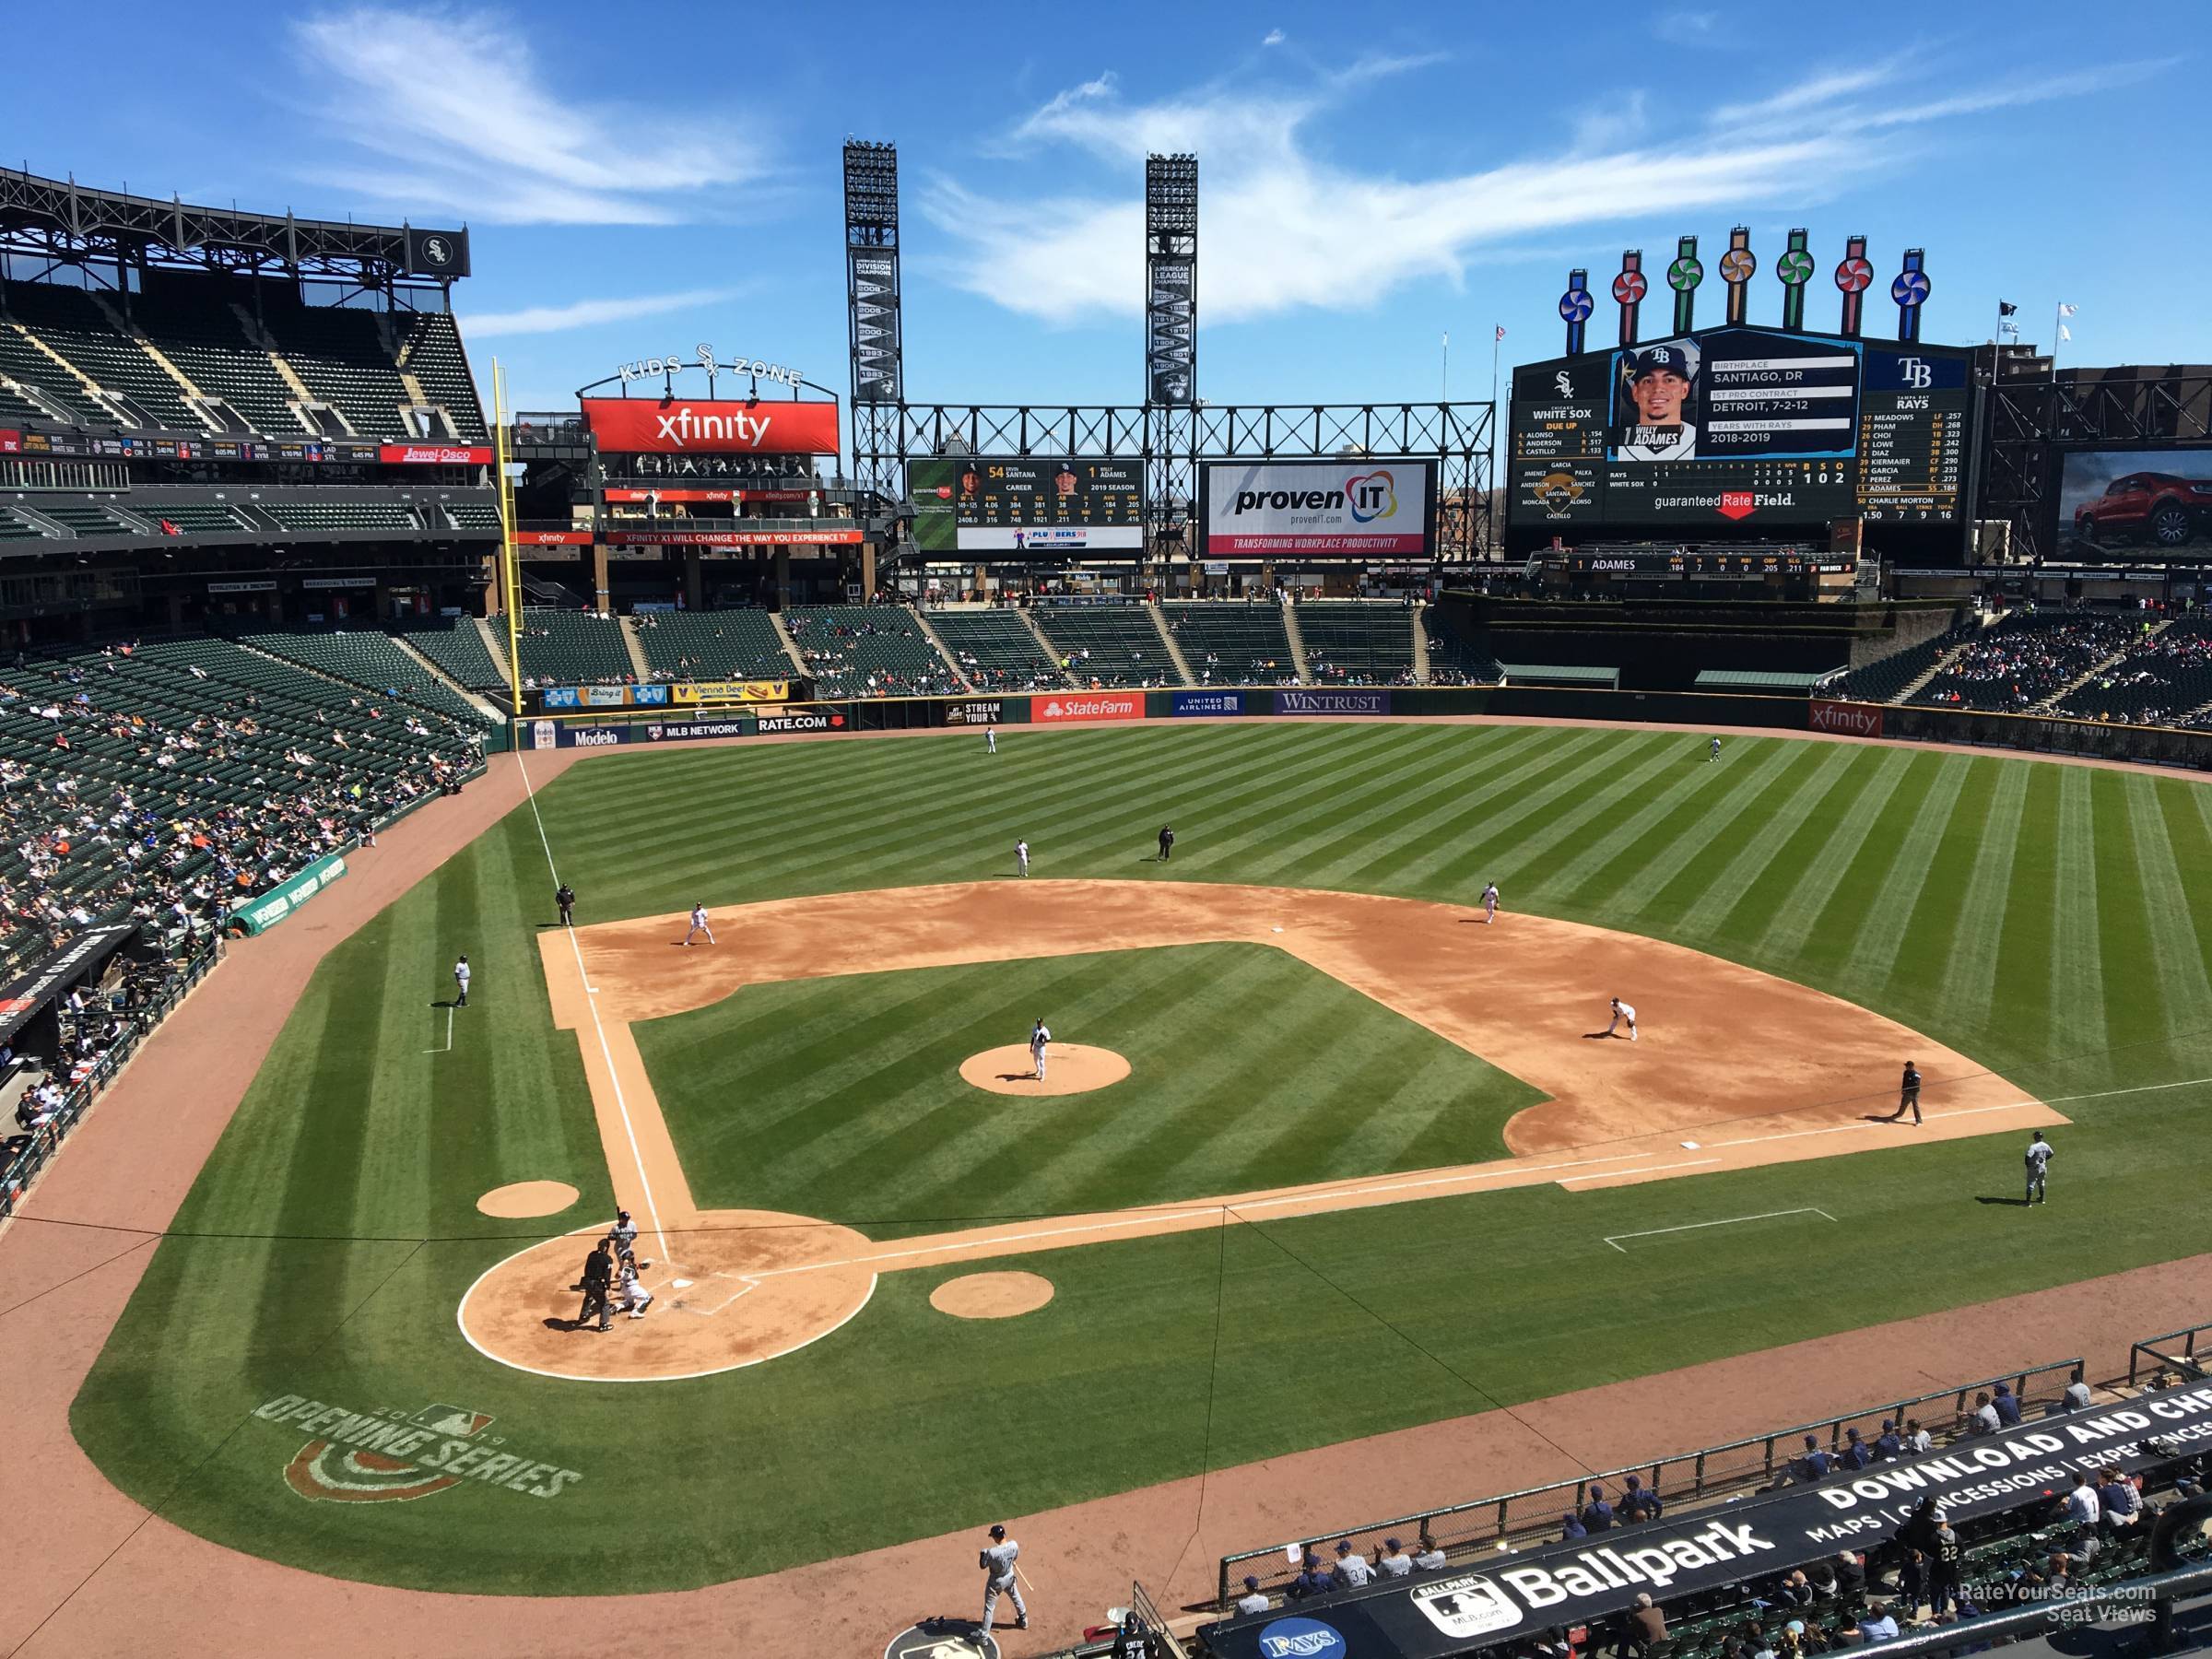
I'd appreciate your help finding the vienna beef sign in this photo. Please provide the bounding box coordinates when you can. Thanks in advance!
[1206,1382,2212,1659]
[581,396,839,455]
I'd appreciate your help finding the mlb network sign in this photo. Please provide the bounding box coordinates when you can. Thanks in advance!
[1201,458,1437,557]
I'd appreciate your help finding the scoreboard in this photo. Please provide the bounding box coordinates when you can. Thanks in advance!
[1509,326,1972,531]
[907,456,1145,554]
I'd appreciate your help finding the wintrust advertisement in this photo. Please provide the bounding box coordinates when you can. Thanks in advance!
[580,397,840,455]
[1199,458,1437,557]
[1030,692,1144,725]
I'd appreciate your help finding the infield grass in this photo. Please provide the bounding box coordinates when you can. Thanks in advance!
[68,722,2212,1593]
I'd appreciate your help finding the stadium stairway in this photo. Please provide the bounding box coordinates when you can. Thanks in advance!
[619,619,653,684]
[1891,638,1975,704]
[1016,608,1078,685]
[768,612,807,678]
[908,610,975,690]
[235,306,324,422]
[1279,603,1312,681]
[2034,619,2168,713]
[388,634,505,722]
[1411,607,1433,683]
[1149,604,1197,684]
[472,616,512,687]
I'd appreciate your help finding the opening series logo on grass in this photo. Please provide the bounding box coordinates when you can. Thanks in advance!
[253,1394,584,1504]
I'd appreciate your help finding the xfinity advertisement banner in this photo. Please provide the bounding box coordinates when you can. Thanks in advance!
[580,397,840,455]
[1204,1382,2212,1659]
[1200,459,1437,558]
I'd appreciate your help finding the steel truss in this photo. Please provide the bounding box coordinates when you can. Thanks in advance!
[1985,371,2212,563]
[853,399,1497,559]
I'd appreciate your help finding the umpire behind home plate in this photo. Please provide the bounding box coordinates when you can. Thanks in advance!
[576,1239,614,1333]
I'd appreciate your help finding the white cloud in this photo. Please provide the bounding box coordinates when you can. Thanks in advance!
[925,53,2170,326]
[287,8,770,224]
[461,288,736,337]
[1262,27,1285,46]
[1653,9,1723,46]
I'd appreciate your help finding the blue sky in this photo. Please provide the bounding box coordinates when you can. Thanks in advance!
[13,2,2204,422]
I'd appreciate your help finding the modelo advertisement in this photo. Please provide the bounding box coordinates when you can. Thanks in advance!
[1199,458,1437,557]
[580,396,840,455]
[2060,448,2212,556]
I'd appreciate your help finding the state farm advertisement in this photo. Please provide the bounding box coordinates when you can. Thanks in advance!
[378,443,492,465]
[1029,692,1144,725]
[582,397,839,455]
[1199,458,1437,557]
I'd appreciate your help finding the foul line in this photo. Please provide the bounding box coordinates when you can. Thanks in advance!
[423,1004,453,1055]
[515,750,668,1261]
[1559,1158,1721,1183]
[1605,1206,1836,1253]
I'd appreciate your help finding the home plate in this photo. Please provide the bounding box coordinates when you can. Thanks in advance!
[672,1278,694,1289]
[1271,926,1284,933]
[1681,1140,1701,1149]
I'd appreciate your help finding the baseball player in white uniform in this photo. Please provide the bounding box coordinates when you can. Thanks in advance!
[452,955,470,1006]
[1015,839,1030,878]
[985,724,997,754]
[1030,1018,1051,1080]
[684,903,714,946]
[2025,1131,2053,1205]
[978,1523,1028,1643]
[1709,735,1723,763]
[1606,996,1639,1041]
[617,1260,653,1319]
[1480,882,1500,924]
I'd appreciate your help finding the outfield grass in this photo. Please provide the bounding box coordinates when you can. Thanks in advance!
[68,723,2212,1593]
[638,944,1543,1231]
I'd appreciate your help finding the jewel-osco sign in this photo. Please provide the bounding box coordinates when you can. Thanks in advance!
[253,1394,583,1504]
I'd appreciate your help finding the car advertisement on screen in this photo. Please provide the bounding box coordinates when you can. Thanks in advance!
[2060,449,2212,556]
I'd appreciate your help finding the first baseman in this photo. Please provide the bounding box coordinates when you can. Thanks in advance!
[2025,1131,2053,1204]
[1030,1018,1051,1080]
[1606,996,1639,1041]
[684,903,715,946]
[1480,882,1500,924]
[978,1523,1029,1642]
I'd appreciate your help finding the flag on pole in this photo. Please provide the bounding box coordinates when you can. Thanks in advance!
[2060,324,2072,342]
[1441,332,1449,348]
[1495,324,1507,341]
[1998,300,2018,316]
[2057,302,2077,316]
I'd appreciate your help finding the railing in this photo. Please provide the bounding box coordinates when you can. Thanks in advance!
[1214,1358,2085,1611]
[2129,1321,2212,1385]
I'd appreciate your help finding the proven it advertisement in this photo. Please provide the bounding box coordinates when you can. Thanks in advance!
[1199,459,1436,557]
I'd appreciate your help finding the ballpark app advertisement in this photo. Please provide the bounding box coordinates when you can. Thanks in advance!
[1197,458,1438,557]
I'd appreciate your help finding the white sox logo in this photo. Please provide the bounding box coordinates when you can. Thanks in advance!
[1554,371,1574,396]
[255,1394,583,1504]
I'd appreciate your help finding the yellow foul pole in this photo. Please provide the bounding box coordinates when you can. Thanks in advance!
[491,359,525,718]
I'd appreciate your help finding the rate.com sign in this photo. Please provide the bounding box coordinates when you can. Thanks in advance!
[1199,458,1437,557]
[1809,700,1883,738]
[581,397,839,455]
[1030,692,1144,725]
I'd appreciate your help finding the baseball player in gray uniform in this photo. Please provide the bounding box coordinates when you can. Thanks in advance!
[1030,1018,1051,1080]
[978,1523,1028,1643]
[1480,882,1500,924]
[2025,1131,2053,1204]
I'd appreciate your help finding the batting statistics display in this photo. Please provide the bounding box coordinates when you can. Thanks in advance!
[1196,459,1438,558]
[1509,326,1971,530]
[906,457,1144,553]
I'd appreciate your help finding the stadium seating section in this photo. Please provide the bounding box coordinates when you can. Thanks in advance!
[0,507,52,540]
[229,627,497,731]
[0,634,483,975]
[1831,628,1972,704]
[0,279,488,442]
[138,500,253,536]
[1030,604,1176,687]
[927,608,1070,691]
[1295,601,1418,685]
[391,617,507,692]
[631,610,796,682]
[1422,611,1506,685]
[1909,609,2136,713]
[2053,617,2212,728]
[783,606,960,697]
[514,610,638,687]
[259,497,421,535]
[1160,601,1299,685]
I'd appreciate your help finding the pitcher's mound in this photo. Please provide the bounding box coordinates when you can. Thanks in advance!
[959,1043,1131,1097]
[932,1271,1055,1320]
[477,1181,579,1218]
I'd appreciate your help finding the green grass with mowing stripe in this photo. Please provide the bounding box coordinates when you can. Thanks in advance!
[67,722,2212,1594]
[638,944,1543,1231]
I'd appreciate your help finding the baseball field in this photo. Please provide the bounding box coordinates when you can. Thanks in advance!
[33,718,2212,1645]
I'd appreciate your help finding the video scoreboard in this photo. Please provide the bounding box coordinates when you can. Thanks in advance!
[907,456,1144,554]
[1509,326,1972,531]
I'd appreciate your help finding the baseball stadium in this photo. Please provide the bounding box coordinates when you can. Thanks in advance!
[6,40,2212,1659]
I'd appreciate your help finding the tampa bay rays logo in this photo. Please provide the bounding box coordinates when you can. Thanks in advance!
[284,1403,495,1503]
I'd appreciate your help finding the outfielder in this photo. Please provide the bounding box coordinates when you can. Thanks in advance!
[684,902,715,947]
[1606,996,1639,1041]
[1480,882,1500,924]
[978,1523,1029,1642]
[1016,839,1030,878]
[1030,1018,1051,1080]
[2025,1131,2053,1205]
[1709,736,1722,763]
[985,724,997,755]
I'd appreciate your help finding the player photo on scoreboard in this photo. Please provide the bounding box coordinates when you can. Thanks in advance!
[1609,338,1701,463]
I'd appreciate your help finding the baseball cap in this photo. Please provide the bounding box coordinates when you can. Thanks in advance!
[1244,1574,1260,1590]
[1630,345,1694,382]
[989,1524,1006,1538]
[1385,1538,1402,1551]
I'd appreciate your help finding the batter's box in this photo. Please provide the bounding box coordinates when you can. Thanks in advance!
[665,1271,758,1317]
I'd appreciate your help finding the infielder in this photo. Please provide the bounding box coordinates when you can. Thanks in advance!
[978,1523,1029,1641]
[985,724,997,754]
[1480,882,1500,924]
[2025,1131,2053,1205]
[453,954,470,1007]
[1030,1018,1051,1080]
[616,1259,653,1320]
[684,902,715,946]
[1015,839,1030,878]
[1606,996,1639,1041]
